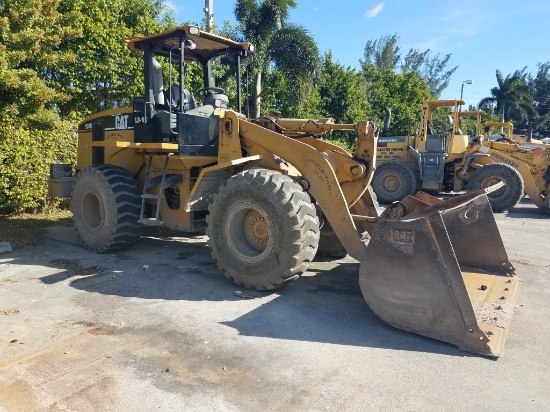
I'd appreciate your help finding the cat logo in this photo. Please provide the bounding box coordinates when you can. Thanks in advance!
[115,115,129,130]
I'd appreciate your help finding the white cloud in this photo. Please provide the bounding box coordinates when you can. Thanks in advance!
[414,38,440,51]
[365,3,384,18]
[165,1,180,13]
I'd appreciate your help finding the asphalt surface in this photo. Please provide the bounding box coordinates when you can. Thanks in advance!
[0,198,549,412]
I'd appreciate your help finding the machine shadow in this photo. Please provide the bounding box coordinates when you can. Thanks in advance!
[502,198,549,219]
[221,260,479,358]
[28,230,477,357]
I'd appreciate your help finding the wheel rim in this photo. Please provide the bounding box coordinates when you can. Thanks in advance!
[82,188,105,233]
[225,201,275,263]
[382,174,401,193]
[480,176,505,197]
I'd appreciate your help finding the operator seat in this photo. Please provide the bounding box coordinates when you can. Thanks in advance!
[166,85,197,112]
[152,58,165,107]
[204,91,229,109]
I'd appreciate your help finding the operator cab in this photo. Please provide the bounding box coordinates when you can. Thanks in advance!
[126,25,253,155]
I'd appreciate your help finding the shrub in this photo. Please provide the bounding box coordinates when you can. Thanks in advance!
[0,119,77,213]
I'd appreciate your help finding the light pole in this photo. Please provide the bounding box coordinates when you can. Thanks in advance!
[460,79,473,100]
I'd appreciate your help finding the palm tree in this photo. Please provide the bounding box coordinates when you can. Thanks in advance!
[235,0,320,118]
[479,69,535,128]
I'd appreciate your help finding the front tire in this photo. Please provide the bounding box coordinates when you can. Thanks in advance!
[372,162,417,204]
[206,169,320,290]
[71,165,143,252]
[467,163,524,212]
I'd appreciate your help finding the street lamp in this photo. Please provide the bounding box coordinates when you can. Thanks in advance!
[460,79,473,100]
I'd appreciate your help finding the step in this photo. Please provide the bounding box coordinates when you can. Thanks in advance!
[141,193,161,199]
[138,218,164,226]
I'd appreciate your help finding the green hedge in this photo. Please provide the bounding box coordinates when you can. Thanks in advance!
[0,120,77,213]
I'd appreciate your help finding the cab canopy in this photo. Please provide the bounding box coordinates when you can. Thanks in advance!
[125,24,254,63]
[126,25,254,113]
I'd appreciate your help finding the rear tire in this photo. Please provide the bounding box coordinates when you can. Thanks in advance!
[543,195,550,215]
[71,165,143,252]
[467,163,524,212]
[316,221,347,259]
[372,162,417,204]
[206,169,320,290]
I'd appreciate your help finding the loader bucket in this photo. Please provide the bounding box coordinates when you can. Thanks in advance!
[359,186,520,357]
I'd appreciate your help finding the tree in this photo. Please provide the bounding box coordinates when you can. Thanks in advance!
[403,49,457,98]
[318,51,369,124]
[479,69,535,129]
[361,34,401,72]
[52,0,176,118]
[0,0,81,126]
[531,62,550,133]
[363,63,432,135]
[361,34,458,98]
[261,52,370,125]
[234,0,320,118]
[0,0,82,211]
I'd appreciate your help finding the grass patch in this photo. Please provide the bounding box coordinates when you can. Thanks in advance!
[0,211,73,249]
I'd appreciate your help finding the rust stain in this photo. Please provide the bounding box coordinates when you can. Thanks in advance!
[0,325,121,411]
[0,278,17,287]
[0,379,45,412]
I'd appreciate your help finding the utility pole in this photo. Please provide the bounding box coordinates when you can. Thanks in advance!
[204,0,214,31]
[204,1,214,87]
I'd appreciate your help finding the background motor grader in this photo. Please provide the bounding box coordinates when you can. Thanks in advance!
[49,25,521,357]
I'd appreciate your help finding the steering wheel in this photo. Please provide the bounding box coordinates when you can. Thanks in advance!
[197,86,225,95]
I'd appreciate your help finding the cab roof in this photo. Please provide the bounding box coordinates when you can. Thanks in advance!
[125,24,253,62]
[423,99,465,108]
[458,110,485,117]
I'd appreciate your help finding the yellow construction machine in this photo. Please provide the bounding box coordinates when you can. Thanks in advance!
[49,25,521,356]
[373,104,550,213]
[373,100,483,204]
[456,122,550,213]
[484,121,550,149]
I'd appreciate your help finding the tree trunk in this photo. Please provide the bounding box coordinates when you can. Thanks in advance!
[248,72,262,119]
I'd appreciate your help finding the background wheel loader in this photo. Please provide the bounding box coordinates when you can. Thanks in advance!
[456,122,550,214]
[373,102,550,214]
[49,25,521,357]
[372,100,482,204]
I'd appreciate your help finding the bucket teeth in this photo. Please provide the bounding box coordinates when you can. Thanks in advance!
[360,186,520,357]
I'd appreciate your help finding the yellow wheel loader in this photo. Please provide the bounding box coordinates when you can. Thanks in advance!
[49,25,521,357]
[373,105,550,214]
[372,100,482,203]
[456,122,550,214]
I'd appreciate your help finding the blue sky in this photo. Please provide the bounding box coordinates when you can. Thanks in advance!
[168,0,550,110]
